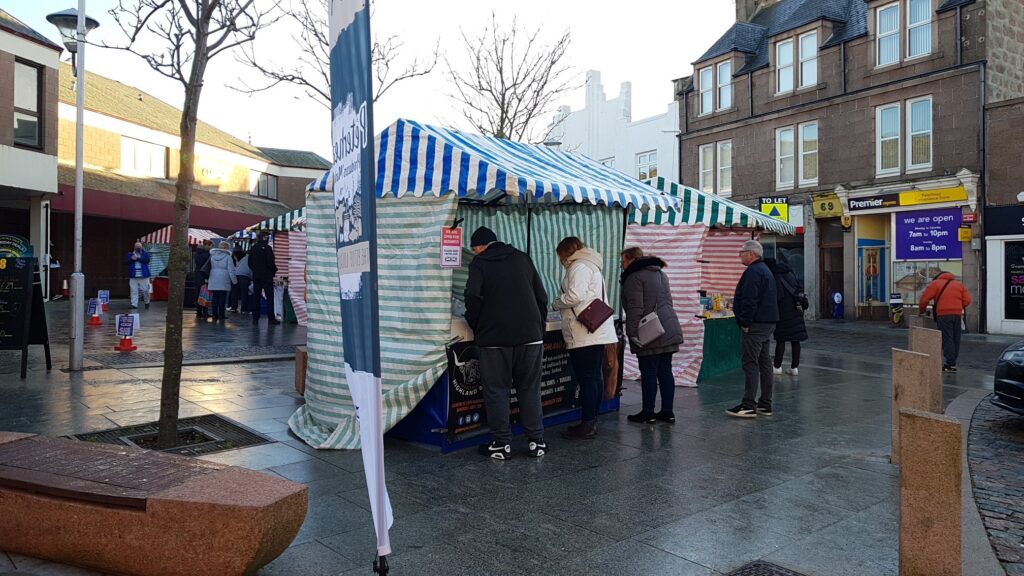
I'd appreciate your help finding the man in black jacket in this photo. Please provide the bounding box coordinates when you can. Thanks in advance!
[727,240,780,418]
[464,226,548,460]
[248,231,280,325]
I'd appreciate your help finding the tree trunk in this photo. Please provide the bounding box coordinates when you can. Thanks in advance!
[157,26,211,449]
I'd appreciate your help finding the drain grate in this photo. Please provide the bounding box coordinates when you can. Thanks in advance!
[69,414,274,456]
[727,562,810,576]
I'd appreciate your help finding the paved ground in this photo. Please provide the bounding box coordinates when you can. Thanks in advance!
[0,320,1013,575]
[969,400,1024,574]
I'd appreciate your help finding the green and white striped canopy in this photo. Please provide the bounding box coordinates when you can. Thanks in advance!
[230,208,306,239]
[631,177,795,234]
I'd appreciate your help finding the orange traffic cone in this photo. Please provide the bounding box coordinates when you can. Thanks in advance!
[102,301,109,312]
[62,279,69,298]
[114,336,137,352]
[87,310,102,326]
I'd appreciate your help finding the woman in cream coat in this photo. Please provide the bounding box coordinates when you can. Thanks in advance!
[552,237,618,439]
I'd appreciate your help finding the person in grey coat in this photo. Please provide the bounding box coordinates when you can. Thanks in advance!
[620,247,684,424]
[202,241,237,321]
[727,240,780,418]
[229,247,252,313]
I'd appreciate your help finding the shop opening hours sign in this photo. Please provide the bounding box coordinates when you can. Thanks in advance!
[895,208,962,260]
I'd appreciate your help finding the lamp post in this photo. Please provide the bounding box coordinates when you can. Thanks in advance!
[47,4,99,371]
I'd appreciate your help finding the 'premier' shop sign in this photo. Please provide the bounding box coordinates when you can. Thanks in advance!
[847,194,900,211]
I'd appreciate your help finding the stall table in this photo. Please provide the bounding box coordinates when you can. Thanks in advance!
[697,315,742,382]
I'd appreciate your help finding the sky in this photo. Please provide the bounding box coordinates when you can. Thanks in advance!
[7,0,735,161]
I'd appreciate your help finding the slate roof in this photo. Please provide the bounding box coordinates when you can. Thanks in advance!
[695,0,870,77]
[257,147,330,170]
[0,8,63,51]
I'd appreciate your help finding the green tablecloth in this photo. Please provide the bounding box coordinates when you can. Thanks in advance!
[697,317,742,382]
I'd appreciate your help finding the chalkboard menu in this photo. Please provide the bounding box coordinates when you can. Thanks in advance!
[0,257,51,378]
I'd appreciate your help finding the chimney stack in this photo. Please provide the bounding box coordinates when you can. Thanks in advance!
[736,0,780,22]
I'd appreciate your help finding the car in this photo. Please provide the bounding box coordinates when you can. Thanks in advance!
[993,341,1024,415]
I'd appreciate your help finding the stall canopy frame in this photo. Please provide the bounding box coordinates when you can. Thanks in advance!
[292,119,678,450]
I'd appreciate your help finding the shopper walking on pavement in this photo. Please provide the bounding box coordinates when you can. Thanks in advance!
[464,226,549,459]
[918,270,971,372]
[203,241,237,321]
[727,240,780,418]
[765,258,808,376]
[229,247,252,313]
[248,231,280,325]
[620,247,683,424]
[125,242,152,309]
[552,237,618,440]
[194,239,213,319]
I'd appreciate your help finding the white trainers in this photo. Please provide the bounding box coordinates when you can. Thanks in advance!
[773,366,783,375]
[785,367,799,375]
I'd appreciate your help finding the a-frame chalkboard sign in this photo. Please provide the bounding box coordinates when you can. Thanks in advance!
[0,257,51,378]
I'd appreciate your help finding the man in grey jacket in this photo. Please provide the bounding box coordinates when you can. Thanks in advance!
[727,240,780,418]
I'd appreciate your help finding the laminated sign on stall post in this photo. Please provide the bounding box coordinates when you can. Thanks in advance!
[329,0,393,569]
[440,228,462,268]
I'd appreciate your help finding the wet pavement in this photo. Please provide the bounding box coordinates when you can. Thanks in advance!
[0,321,1011,576]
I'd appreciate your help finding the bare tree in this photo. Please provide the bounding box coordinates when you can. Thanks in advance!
[105,0,280,448]
[234,0,439,107]
[447,13,574,142]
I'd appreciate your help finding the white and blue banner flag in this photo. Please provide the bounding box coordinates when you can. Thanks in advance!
[330,0,392,557]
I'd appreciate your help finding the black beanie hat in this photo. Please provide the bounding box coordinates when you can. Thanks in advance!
[470,226,498,247]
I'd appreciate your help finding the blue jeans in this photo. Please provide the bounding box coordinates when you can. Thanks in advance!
[569,344,606,423]
[638,352,675,413]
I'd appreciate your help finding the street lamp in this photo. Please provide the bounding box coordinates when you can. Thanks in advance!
[48,4,98,371]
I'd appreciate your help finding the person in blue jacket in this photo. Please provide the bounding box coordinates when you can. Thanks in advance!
[727,240,780,418]
[125,242,152,309]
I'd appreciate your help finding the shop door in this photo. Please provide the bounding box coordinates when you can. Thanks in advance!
[818,219,845,317]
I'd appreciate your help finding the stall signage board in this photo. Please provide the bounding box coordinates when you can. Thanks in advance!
[894,208,963,260]
[98,290,110,305]
[1005,241,1024,320]
[445,330,576,440]
[440,228,462,268]
[759,197,789,221]
[87,299,99,316]
[115,314,139,337]
[848,193,900,212]
[0,235,33,258]
[899,186,968,207]
[0,257,51,378]
[812,193,843,218]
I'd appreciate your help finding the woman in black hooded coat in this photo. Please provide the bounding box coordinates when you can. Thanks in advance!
[765,258,808,375]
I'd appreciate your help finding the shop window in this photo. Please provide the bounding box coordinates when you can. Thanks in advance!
[14,61,42,148]
[857,213,890,304]
[877,3,900,67]
[892,261,962,306]
[717,140,732,197]
[121,137,167,177]
[699,67,713,115]
[776,127,795,189]
[876,103,901,175]
[799,32,818,88]
[636,151,657,180]
[699,144,714,193]
[776,39,794,94]
[907,0,932,59]
[251,171,278,200]
[907,97,932,171]
[717,61,732,110]
[798,122,818,187]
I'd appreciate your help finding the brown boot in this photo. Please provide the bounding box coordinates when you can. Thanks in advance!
[561,421,597,440]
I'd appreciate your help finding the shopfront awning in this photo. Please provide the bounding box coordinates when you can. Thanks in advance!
[306,119,679,213]
[139,225,220,246]
[632,177,796,235]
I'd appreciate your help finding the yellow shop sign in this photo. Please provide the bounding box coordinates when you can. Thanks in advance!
[899,186,968,207]
[812,193,843,218]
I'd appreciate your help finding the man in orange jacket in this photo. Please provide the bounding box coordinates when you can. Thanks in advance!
[918,271,972,372]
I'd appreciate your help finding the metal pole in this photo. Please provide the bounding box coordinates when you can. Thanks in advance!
[69,0,86,371]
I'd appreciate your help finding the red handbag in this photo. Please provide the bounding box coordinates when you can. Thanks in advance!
[576,299,613,332]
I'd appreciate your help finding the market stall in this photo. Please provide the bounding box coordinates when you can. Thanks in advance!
[290,118,677,451]
[137,225,222,301]
[229,208,308,325]
[625,177,796,385]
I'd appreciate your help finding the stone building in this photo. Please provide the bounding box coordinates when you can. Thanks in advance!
[676,0,1023,332]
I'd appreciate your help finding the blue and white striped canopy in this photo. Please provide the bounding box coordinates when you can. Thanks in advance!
[307,119,678,212]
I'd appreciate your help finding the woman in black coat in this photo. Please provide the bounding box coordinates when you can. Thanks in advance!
[765,258,808,375]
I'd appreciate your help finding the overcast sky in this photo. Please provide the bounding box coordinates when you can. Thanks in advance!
[10,0,735,160]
